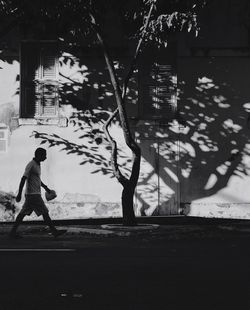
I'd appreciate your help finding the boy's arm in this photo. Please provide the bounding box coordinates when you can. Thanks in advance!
[41,182,51,193]
[16,176,27,202]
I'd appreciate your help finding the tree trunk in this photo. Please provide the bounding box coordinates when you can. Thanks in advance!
[122,185,137,226]
[89,3,154,225]
[90,21,139,225]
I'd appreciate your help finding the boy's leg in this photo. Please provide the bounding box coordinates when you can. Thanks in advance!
[42,213,67,237]
[42,213,57,234]
[9,212,26,236]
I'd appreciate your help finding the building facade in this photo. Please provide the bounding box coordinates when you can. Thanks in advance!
[0,0,250,221]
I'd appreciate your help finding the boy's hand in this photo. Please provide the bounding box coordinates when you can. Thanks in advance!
[45,187,51,194]
[16,193,22,202]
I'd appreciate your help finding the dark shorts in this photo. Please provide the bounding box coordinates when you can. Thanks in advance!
[20,194,49,216]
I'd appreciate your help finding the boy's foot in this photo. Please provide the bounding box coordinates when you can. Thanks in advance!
[53,229,67,238]
[9,232,23,239]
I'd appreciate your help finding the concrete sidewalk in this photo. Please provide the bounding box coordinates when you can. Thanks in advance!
[0,216,250,249]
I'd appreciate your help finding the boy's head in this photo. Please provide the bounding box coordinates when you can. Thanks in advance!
[34,148,47,162]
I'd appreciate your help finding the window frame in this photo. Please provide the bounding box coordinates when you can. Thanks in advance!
[20,40,59,120]
[138,45,177,122]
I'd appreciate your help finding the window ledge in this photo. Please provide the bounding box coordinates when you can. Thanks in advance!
[18,117,68,127]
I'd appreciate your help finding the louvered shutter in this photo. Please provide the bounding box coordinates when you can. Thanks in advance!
[39,46,58,116]
[139,46,177,120]
[20,42,40,117]
[21,42,58,118]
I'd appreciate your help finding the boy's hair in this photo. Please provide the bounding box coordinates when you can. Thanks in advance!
[35,147,46,157]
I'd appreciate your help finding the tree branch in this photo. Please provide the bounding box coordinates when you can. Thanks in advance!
[89,12,134,143]
[89,2,154,185]
[59,72,82,86]
[122,1,155,98]
[103,108,128,186]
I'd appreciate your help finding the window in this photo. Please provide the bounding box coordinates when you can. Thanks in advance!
[138,45,177,120]
[20,41,59,119]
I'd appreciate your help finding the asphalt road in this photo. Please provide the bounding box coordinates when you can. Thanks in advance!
[0,224,250,309]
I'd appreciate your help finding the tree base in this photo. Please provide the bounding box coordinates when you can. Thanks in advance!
[122,220,137,227]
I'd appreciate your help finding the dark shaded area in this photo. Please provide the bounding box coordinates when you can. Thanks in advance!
[1,221,250,309]
[178,58,250,202]
[138,57,250,215]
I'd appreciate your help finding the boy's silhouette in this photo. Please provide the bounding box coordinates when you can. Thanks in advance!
[9,147,66,239]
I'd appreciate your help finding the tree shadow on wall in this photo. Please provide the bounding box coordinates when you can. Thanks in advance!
[32,50,136,177]
[137,57,250,216]
[2,42,249,216]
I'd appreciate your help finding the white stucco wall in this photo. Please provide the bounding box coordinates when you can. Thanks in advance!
[0,57,127,221]
[2,38,250,221]
[0,123,125,221]
[179,56,250,219]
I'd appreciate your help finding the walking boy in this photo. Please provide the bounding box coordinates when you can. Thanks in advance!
[9,147,66,238]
